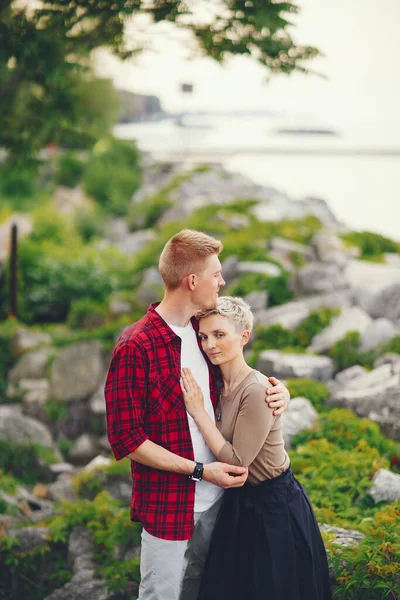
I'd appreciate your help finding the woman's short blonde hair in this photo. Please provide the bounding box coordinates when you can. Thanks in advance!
[159,229,223,290]
[198,296,254,333]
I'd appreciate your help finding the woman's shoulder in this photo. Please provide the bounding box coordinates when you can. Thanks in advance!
[242,370,273,395]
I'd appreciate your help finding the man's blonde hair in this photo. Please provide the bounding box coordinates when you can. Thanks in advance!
[159,229,223,290]
[198,296,254,333]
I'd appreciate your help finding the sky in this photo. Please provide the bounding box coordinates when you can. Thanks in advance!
[95,0,400,127]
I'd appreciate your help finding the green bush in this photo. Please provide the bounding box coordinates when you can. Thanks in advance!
[294,307,340,348]
[228,272,294,307]
[291,408,400,467]
[67,298,108,329]
[342,230,400,260]
[83,138,142,216]
[0,162,39,197]
[329,331,374,371]
[73,205,105,242]
[286,378,330,412]
[0,440,58,484]
[55,152,85,188]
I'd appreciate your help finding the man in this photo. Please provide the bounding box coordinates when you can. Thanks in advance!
[105,230,290,600]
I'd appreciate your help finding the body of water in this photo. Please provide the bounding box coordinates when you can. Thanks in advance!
[114,115,400,241]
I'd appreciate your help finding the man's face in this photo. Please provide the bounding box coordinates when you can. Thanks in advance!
[192,254,225,310]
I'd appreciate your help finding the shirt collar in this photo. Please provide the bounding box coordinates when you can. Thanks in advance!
[147,302,199,343]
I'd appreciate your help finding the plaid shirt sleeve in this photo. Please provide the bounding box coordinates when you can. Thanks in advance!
[105,341,149,461]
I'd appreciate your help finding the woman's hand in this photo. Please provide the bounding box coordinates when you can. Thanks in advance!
[180,368,204,418]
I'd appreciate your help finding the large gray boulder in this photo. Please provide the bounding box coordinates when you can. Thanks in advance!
[10,328,52,357]
[255,290,352,331]
[114,228,156,255]
[360,318,399,351]
[327,365,400,440]
[318,524,364,548]
[309,307,372,353]
[0,406,57,450]
[8,348,52,382]
[69,526,96,574]
[237,261,281,277]
[343,261,400,318]
[281,397,318,449]
[362,281,400,321]
[290,262,347,295]
[334,365,368,387]
[43,570,113,600]
[257,351,334,382]
[368,469,400,503]
[50,341,105,402]
[136,266,164,307]
[8,527,50,550]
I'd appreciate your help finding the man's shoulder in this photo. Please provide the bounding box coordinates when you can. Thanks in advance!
[117,313,156,348]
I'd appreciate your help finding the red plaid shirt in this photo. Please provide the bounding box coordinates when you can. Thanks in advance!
[105,303,219,541]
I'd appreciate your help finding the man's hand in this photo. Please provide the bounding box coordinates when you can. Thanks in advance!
[266,376,290,416]
[203,462,248,489]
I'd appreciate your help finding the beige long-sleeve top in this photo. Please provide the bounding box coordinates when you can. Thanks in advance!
[217,370,290,485]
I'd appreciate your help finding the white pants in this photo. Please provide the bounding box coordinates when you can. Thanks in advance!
[138,494,223,600]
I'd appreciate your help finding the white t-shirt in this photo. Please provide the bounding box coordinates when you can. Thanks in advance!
[169,322,223,513]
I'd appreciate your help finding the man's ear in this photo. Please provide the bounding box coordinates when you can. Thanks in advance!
[187,273,197,290]
[241,330,251,346]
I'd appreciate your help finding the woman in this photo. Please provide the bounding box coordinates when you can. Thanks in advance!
[180,296,332,600]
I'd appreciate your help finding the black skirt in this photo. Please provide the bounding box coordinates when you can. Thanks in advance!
[199,468,332,600]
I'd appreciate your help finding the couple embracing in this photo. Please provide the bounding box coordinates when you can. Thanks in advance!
[105,229,332,600]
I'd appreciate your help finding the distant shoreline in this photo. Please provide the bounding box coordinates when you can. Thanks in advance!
[147,148,400,161]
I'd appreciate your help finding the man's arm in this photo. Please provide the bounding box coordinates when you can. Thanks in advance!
[105,343,247,488]
[265,376,290,415]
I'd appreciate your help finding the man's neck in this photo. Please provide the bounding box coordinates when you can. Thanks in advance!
[155,294,196,327]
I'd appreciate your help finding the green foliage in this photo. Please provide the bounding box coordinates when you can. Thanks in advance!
[73,205,105,242]
[67,298,108,330]
[286,378,331,412]
[73,457,131,499]
[0,440,58,484]
[228,272,294,307]
[55,152,85,187]
[291,408,400,469]
[384,335,400,354]
[50,491,141,594]
[329,331,374,371]
[290,438,389,527]
[83,138,142,216]
[342,230,400,261]
[329,502,400,600]
[0,534,72,600]
[0,161,39,197]
[294,307,340,348]
[43,399,69,424]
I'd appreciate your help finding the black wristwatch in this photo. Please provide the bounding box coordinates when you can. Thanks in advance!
[189,461,204,482]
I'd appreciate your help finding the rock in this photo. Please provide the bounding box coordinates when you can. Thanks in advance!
[0,406,58,451]
[290,262,347,295]
[103,218,129,243]
[374,353,400,368]
[362,281,400,321]
[281,397,318,449]
[334,365,368,387]
[237,261,281,277]
[49,463,76,476]
[8,348,52,382]
[369,469,400,503]
[84,455,112,472]
[270,237,314,263]
[7,379,50,418]
[47,474,78,503]
[256,351,334,382]
[360,318,399,351]
[104,479,132,504]
[43,570,113,600]
[69,434,98,463]
[327,368,400,440]
[115,229,156,255]
[221,255,239,286]
[69,526,96,574]
[89,384,106,415]
[319,524,364,548]
[312,232,349,262]
[8,527,50,550]
[309,307,372,353]
[343,260,400,317]
[243,290,268,311]
[54,399,91,440]
[136,266,164,307]
[10,328,52,358]
[50,341,104,402]
[256,290,352,331]
[297,197,346,231]
[32,484,49,499]
[108,293,133,318]
[383,253,400,268]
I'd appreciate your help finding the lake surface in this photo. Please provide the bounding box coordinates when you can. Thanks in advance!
[114,115,400,241]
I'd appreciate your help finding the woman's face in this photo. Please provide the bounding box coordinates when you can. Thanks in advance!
[198,314,246,365]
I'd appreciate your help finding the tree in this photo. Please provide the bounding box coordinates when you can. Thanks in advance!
[0,0,319,162]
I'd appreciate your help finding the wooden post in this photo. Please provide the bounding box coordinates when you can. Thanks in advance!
[8,223,18,318]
